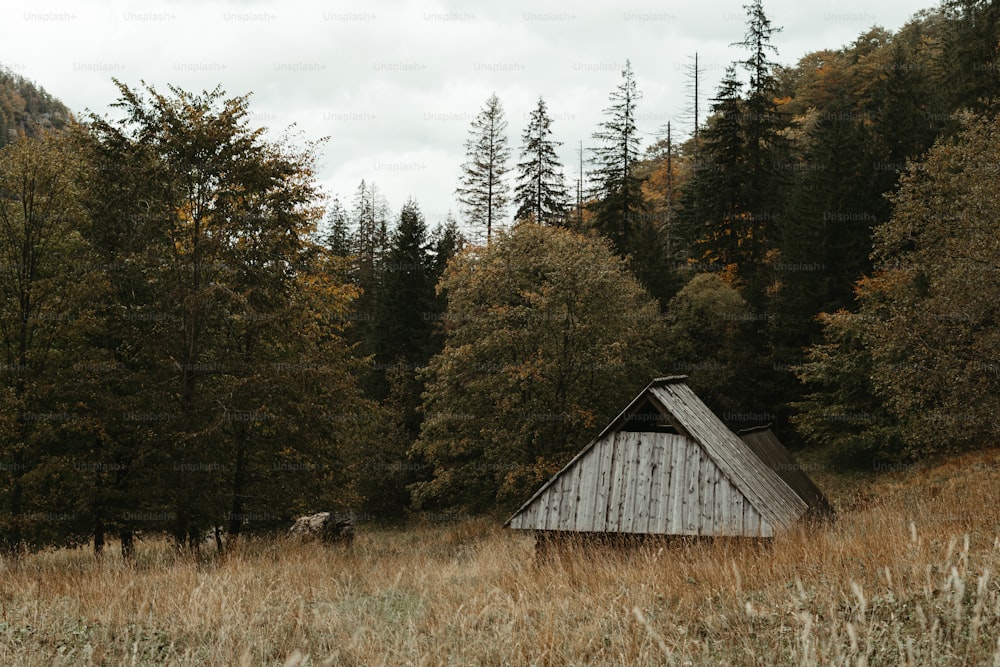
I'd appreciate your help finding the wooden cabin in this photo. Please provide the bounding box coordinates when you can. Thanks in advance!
[506,376,832,539]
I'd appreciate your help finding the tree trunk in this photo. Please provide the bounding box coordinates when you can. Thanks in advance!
[94,516,105,557]
[7,444,25,556]
[120,527,135,563]
[173,511,189,552]
[227,440,247,539]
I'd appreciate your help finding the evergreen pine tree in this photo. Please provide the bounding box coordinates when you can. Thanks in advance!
[351,180,390,285]
[347,180,391,398]
[769,95,878,430]
[428,214,465,354]
[325,196,352,258]
[775,96,878,347]
[359,200,439,518]
[514,97,568,225]
[733,0,786,304]
[430,213,464,279]
[589,60,645,255]
[685,66,746,271]
[374,199,436,378]
[456,93,511,242]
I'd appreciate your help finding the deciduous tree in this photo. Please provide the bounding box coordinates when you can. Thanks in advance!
[86,81,367,548]
[660,273,757,422]
[412,223,662,513]
[861,111,1000,456]
[0,129,100,553]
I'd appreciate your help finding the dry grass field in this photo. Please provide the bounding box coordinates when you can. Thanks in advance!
[3,449,1000,666]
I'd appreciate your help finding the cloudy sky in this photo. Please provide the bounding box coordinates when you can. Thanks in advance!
[2,0,929,230]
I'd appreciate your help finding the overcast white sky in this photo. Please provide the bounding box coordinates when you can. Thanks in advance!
[2,0,931,230]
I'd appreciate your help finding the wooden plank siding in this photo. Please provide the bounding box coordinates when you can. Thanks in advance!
[668,435,685,534]
[508,431,768,536]
[682,436,699,533]
[699,450,715,535]
[645,432,666,533]
[624,432,646,533]
[651,439,672,534]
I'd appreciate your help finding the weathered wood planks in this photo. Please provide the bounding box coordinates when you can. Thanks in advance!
[509,430,771,536]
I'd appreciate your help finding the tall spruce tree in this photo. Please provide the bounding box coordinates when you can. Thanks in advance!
[430,213,464,279]
[351,180,390,285]
[774,95,876,355]
[765,96,877,437]
[684,66,746,271]
[371,199,436,397]
[514,97,567,225]
[733,0,786,304]
[428,214,465,354]
[589,60,645,255]
[456,93,511,242]
[325,196,352,258]
[359,200,438,517]
[345,180,391,397]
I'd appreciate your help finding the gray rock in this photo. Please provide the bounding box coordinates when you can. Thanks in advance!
[288,511,354,544]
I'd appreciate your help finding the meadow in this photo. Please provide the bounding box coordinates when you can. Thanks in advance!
[2,449,1000,666]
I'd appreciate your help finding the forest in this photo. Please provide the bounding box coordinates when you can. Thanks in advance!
[0,0,998,555]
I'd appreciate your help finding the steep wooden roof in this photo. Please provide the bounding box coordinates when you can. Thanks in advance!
[644,380,809,531]
[506,376,811,533]
[738,425,834,518]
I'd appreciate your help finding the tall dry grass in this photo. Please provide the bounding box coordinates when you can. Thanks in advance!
[2,449,1000,665]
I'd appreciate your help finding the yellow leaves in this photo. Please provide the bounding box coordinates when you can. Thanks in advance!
[717,264,742,289]
[640,157,683,208]
[855,111,1000,453]
[416,223,662,509]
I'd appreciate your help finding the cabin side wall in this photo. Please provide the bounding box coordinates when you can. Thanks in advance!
[509,431,773,537]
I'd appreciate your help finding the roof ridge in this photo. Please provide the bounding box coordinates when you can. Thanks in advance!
[650,375,688,385]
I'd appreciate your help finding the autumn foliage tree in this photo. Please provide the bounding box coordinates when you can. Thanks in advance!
[0,129,101,554]
[660,273,757,420]
[411,223,662,513]
[79,82,370,549]
[860,111,1000,457]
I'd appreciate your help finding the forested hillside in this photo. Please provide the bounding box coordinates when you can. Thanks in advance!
[0,66,70,144]
[0,0,998,554]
